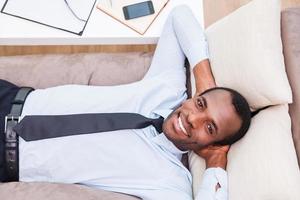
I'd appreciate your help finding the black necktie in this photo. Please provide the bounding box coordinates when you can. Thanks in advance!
[13,113,164,141]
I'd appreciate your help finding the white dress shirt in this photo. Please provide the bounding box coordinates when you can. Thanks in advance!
[18,5,228,200]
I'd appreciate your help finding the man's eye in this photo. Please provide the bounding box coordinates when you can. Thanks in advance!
[197,98,204,109]
[207,123,214,134]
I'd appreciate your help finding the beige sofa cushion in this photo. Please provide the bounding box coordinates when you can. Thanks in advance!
[0,52,153,88]
[194,0,292,110]
[282,7,300,167]
[0,182,139,200]
[190,105,300,199]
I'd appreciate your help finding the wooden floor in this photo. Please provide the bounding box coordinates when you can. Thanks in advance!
[1,0,300,56]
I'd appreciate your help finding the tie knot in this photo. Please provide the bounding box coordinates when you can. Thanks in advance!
[151,116,164,133]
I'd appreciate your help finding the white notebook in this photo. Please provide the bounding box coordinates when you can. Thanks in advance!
[97,0,169,35]
[1,0,96,35]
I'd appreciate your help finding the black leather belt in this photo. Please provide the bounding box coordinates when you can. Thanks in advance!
[4,87,34,181]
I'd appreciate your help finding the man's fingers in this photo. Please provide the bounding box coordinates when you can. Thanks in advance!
[208,145,230,152]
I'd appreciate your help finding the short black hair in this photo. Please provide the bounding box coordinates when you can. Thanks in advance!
[200,87,251,146]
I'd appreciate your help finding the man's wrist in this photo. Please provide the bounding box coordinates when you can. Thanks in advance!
[193,59,216,94]
[205,153,227,170]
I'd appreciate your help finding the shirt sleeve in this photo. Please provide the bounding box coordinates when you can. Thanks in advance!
[194,167,228,200]
[170,5,210,68]
[143,5,209,80]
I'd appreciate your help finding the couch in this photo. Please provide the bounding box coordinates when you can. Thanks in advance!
[0,2,300,200]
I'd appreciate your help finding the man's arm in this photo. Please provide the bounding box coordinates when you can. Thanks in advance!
[170,4,216,87]
[194,145,229,200]
[193,59,216,95]
[144,5,216,94]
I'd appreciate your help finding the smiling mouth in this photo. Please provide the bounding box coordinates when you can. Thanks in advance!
[173,112,190,137]
[178,116,188,135]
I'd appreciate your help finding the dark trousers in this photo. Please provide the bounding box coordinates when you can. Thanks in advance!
[0,79,20,182]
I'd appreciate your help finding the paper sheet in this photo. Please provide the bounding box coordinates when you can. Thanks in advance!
[1,0,96,35]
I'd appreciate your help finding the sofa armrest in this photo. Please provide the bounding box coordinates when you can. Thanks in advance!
[281,7,300,167]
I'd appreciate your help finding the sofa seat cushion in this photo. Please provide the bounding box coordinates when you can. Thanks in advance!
[0,182,140,200]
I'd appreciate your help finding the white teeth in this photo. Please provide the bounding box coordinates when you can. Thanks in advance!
[178,117,188,136]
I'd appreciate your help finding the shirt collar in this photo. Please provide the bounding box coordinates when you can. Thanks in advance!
[152,108,173,120]
[151,109,188,158]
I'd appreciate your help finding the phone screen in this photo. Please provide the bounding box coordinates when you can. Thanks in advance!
[123,1,154,20]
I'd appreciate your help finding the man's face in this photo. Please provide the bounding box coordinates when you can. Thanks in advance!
[162,89,242,151]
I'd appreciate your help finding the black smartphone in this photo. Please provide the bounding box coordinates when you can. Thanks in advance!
[123,1,155,20]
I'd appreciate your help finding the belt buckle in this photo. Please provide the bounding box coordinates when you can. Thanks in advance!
[4,115,20,144]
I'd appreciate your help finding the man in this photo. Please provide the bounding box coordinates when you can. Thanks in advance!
[0,5,251,200]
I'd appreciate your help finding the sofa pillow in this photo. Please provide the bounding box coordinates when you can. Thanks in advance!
[190,0,292,110]
[189,105,300,199]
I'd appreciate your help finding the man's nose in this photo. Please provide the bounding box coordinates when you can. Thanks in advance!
[187,111,204,129]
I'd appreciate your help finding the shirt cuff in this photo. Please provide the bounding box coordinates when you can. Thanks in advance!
[189,39,210,68]
[199,167,228,194]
